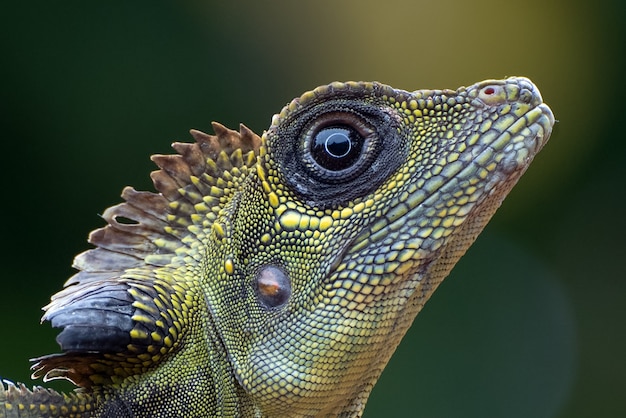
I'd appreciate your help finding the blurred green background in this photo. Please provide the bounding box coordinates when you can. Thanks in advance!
[1,1,624,417]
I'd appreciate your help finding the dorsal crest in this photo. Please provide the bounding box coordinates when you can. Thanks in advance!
[32,122,261,386]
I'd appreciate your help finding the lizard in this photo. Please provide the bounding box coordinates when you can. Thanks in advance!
[0,76,554,417]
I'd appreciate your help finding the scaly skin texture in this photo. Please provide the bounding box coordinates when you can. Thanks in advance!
[1,77,554,417]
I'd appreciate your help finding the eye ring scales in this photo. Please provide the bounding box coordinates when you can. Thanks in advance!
[265,92,407,207]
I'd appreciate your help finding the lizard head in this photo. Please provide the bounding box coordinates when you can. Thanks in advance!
[205,78,554,415]
[32,78,553,417]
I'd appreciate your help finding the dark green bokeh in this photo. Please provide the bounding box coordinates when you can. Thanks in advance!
[1,1,623,417]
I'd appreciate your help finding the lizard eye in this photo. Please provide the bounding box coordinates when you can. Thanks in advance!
[267,96,406,207]
[302,112,378,183]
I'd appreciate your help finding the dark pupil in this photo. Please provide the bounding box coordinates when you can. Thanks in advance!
[311,126,362,171]
[324,130,351,157]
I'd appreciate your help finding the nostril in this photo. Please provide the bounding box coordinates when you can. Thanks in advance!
[478,85,505,105]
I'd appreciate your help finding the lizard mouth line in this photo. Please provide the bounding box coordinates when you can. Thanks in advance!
[346,103,554,257]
